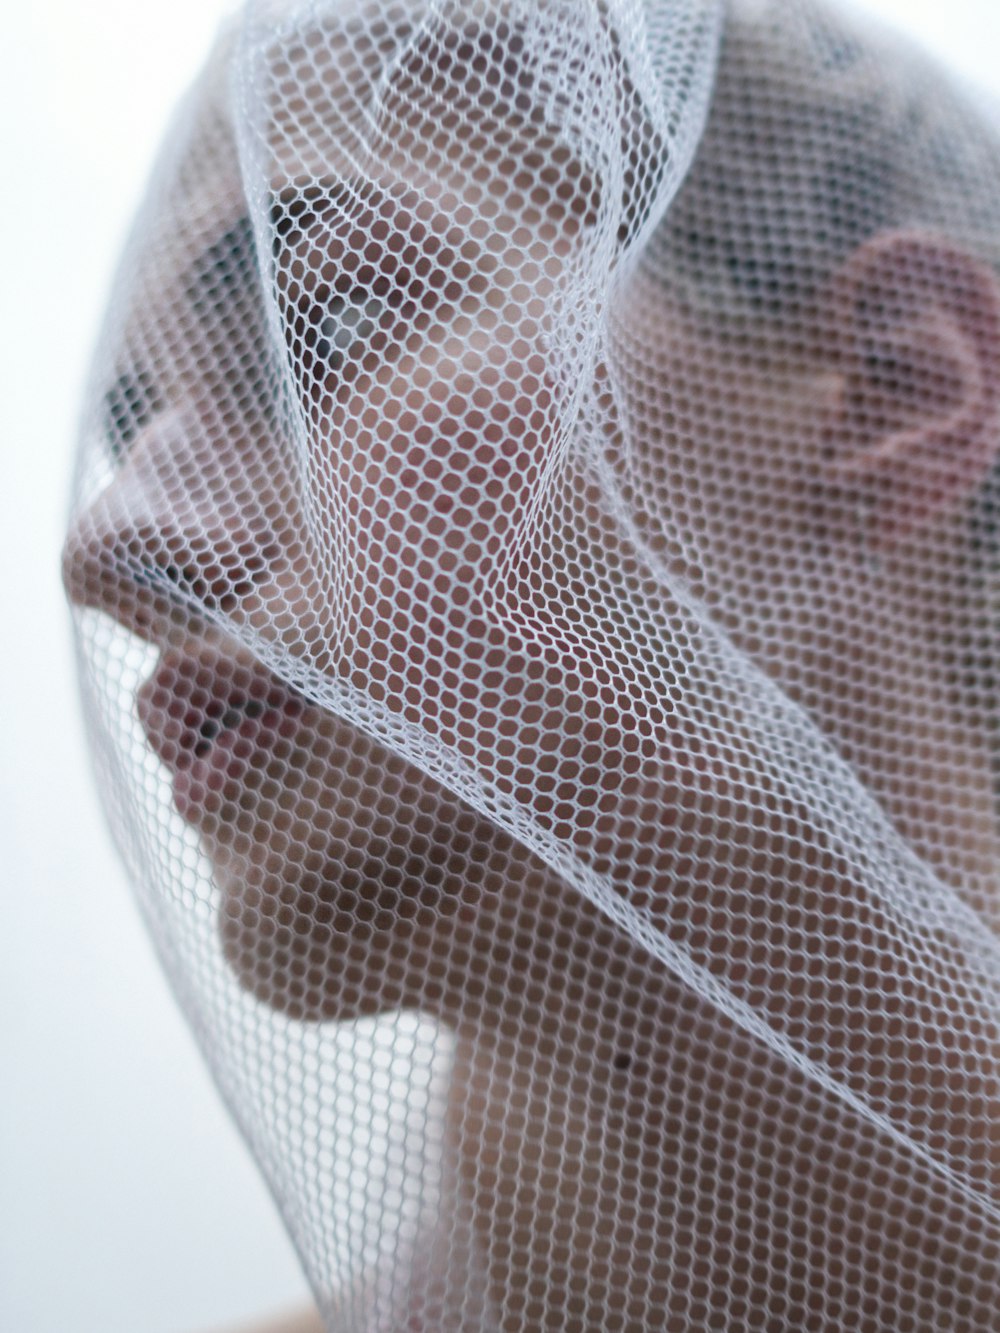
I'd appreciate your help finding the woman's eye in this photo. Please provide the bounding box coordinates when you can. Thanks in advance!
[316,288,391,367]
[272,180,481,389]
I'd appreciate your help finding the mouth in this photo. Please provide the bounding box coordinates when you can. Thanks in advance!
[136,639,308,822]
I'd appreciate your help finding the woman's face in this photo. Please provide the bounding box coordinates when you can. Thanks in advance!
[61,119,1000,1332]
[61,135,1000,1027]
[60,114,613,1025]
[59,17,1000,1321]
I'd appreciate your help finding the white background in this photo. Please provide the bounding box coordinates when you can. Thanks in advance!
[2,2,999,1331]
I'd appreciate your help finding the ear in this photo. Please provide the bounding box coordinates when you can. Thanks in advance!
[822,229,1000,552]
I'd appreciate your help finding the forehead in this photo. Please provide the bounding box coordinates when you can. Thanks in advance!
[138,14,599,310]
[259,12,601,242]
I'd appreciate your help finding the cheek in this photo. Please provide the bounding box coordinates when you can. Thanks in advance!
[711,371,824,491]
[326,354,585,770]
[687,369,835,567]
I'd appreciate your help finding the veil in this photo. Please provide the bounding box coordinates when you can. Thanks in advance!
[63,1,1000,1326]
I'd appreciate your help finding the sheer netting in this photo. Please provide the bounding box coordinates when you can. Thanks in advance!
[62,1,1000,1328]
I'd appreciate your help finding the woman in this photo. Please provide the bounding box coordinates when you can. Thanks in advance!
[63,0,1000,1327]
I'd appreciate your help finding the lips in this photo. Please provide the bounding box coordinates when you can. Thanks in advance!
[136,639,308,821]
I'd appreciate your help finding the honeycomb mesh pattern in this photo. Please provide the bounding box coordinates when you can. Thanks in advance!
[62,0,1000,1327]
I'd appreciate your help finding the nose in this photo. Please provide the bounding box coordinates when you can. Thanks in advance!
[61,405,280,644]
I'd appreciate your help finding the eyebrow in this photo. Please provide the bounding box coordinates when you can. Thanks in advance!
[184,213,258,315]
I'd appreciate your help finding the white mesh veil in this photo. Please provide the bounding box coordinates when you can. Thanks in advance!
[62,0,1000,1327]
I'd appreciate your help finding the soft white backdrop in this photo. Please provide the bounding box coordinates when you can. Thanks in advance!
[2,2,998,1331]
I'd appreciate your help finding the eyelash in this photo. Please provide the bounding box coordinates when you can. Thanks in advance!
[313,282,408,370]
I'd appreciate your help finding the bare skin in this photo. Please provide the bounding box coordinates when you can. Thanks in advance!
[204,1309,325,1333]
